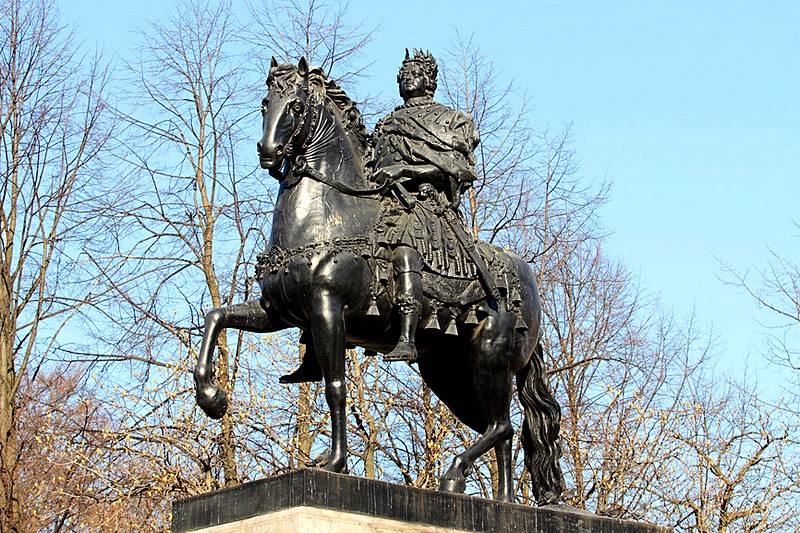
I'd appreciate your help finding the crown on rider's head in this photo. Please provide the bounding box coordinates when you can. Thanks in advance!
[398,48,438,96]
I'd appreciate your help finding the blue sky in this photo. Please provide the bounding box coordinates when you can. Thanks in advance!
[63,0,800,381]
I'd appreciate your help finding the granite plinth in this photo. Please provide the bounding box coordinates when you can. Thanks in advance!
[172,469,671,533]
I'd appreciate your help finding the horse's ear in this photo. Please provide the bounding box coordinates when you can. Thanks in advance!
[404,48,410,60]
[270,56,279,69]
[298,56,309,77]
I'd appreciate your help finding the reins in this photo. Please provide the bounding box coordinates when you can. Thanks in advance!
[288,156,389,197]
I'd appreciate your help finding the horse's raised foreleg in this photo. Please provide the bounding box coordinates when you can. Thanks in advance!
[195,298,274,419]
[308,291,348,473]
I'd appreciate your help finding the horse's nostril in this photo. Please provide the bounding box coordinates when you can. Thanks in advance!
[257,141,263,153]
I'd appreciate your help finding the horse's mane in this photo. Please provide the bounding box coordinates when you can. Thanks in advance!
[268,63,371,160]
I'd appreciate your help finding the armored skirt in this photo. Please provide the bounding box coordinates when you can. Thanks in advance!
[375,194,478,280]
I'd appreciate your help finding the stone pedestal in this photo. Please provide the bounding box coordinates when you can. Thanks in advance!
[172,469,671,533]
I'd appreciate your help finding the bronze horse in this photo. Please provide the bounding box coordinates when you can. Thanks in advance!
[193,58,564,503]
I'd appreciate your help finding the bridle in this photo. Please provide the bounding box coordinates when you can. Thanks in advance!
[271,83,389,198]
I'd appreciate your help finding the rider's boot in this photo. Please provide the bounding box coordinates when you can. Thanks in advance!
[385,286,420,362]
[279,348,322,383]
[279,332,323,384]
[385,246,422,362]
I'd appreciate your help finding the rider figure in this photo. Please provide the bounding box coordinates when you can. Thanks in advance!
[280,50,482,381]
[373,49,480,362]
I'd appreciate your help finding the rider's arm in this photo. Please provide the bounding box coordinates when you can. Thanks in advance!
[374,163,447,188]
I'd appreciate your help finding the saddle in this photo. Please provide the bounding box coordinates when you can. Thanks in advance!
[370,240,526,332]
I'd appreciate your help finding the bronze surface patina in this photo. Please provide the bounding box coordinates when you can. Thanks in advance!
[193,52,565,504]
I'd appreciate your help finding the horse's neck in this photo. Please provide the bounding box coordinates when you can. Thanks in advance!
[305,109,368,188]
[304,110,342,175]
[270,107,378,250]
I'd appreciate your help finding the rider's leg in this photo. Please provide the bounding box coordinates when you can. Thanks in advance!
[385,246,422,362]
[279,331,323,384]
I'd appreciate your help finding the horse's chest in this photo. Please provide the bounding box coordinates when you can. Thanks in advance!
[259,247,372,322]
[260,255,320,301]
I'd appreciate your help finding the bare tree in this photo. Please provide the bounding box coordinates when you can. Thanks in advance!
[243,0,375,87]
[651,376,798,532]
[15,368,165,532]
[715,227,800,531]
[88,0,265,491]
[724,227,800,382]
[0,0,111,528]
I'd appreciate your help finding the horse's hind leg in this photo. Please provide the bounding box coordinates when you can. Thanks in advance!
[495,434,514,502]
[440,316,516,501]
[440,387,514,499]
[195,299,275,419]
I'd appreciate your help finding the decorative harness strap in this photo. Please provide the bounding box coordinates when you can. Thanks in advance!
[255,236,372,280]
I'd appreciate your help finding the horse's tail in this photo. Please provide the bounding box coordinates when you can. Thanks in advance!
[516,340,565,504]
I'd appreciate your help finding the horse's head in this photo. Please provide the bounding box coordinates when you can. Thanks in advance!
[257,57,320,177]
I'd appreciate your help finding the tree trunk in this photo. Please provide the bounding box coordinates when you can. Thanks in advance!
[0,316,19,531]
[215,331,239,486]
[295,345,314,466]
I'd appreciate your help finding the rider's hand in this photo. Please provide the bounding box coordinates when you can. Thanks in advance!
[373,165,404,185]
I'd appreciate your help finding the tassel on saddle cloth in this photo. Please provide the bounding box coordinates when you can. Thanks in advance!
[419,241,518,309]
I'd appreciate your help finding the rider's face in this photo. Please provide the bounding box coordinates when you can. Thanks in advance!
[399,64,426,99]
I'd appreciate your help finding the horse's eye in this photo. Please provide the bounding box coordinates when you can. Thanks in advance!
[291,101,304,114]
[261,99,269,113]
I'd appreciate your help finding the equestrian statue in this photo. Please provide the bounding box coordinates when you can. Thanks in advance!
[193,49,566,504]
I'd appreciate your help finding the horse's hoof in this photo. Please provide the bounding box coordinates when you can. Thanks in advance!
[307,449,348,474]
[498,493,515,504]
[540,489,574,506]
[320,452,348,473]
[196,383,229,419]
[439,474,467,494]
[306,449,330,468]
